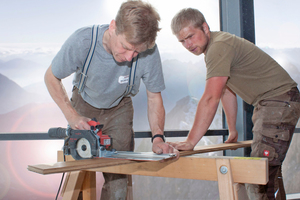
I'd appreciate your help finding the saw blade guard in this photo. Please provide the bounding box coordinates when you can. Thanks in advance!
[68,129,101,160]
[48,127,101,160]
[76,138,92,159]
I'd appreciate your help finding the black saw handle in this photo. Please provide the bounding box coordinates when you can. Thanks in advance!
[48,127,68,139]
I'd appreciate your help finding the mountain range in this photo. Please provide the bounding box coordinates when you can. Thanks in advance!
[0,58,208,133]
[1,48,300,133]
[0,48,300,196]
[0,73,36,114]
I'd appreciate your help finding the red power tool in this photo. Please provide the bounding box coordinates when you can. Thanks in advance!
[48,118,112,160]
[48,118,176,161]
[87,118,111,149]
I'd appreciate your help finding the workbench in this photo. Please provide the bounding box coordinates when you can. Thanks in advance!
[28,140,268,200]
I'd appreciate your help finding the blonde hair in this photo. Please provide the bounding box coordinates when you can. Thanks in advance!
[171,8,207,35]
[115,0,161,49]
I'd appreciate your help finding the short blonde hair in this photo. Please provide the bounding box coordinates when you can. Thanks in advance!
[171,8,207,35]
[115,0,161,49]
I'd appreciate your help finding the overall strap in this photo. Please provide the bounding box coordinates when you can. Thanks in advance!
[108,55,139,107]
[124,55,139,96]
[78,25,99,94]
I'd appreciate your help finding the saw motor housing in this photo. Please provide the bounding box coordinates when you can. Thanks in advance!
[48,119,112,160]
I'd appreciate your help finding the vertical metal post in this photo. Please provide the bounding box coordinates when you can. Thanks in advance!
[219,0,255,157]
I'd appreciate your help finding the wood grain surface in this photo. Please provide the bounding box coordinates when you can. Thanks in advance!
[28,140,253,175]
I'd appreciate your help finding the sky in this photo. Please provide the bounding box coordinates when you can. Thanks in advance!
[0,0,219,64]
[0,0,219,88]
[254,0,300,49]
[0,0,300,63]
[0,0,219,43]
[0,0,299,44]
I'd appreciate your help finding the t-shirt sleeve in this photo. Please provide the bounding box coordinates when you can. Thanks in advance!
[205,42,235,80]
[140,45,165,93]
[51,27,91,79]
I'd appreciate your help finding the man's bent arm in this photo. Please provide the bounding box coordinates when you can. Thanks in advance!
[146,90,178,156]
[188,77,228,145]
[147,90,165,137]
[44,65,91,130]
[221,86,238,143]
[168,76,228,150]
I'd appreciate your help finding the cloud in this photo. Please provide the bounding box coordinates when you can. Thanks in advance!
[0,43,62,68]
[0,43,61,58]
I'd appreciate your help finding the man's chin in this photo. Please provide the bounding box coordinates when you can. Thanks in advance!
[190,51,201,56]
[113,57,126,63]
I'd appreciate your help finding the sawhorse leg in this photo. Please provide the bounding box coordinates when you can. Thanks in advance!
[57,152,96,200]
[127,175,133,200]
[60,171,132,200]
[61,171,96,200]
[216,158,249,200]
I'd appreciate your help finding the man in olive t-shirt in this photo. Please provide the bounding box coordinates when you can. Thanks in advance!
[168,8,300,200]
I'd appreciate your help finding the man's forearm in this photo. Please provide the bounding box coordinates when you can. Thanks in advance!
[147,91,165,138]
[187,97,219,146]
[187,76,228,146]
[221,87,237,132]
[44,66,78,121]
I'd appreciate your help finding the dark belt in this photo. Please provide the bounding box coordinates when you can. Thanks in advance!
[287,87,300,102]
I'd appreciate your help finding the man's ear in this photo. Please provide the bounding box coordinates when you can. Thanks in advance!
[202,22,210,34]
[109,20,116,35]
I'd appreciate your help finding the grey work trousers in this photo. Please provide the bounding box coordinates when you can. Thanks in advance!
[71,87,135,200]
[246,87,300,200]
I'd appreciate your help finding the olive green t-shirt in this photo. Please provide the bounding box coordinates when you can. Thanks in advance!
[205,31,297,106]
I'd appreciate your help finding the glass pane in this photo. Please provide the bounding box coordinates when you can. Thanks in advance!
[133,0,221,131]
[0,0,220,199]
[0,140,65,199]
[254,0,300,197]
[0,0,220,134]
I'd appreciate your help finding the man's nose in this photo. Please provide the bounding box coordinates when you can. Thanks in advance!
[184,41,192,50]
[125,51,138,61]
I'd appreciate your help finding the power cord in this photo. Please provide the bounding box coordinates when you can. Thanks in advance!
[55,155,66,200]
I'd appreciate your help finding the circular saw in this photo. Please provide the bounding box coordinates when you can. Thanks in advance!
[48,118,176,161]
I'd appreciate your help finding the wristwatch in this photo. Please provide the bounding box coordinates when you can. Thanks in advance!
[151,134,165,143]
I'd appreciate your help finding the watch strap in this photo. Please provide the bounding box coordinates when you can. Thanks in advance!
[151,134,165,143]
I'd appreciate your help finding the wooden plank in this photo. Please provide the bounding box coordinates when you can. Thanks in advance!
[57,150,74,197]
[92,156,268,185]
[61,172,70,197]
[234,183,249,200]
[28,140,253,175]
[82,171,96,200]
[57,150,97,200]
[62,171,86,200]
[28,140,257,200]
[216,159,235,200]
[28,158,136,175]
[126,175,133,200]
[28,155,267,184]
[180,140,252,157]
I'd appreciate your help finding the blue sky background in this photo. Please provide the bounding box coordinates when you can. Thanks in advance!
[0,0,219,65]
[254,0,300,49]
[0,0,218,44]
[0,0,300,86]
[0,0,107,44]
[0,0,299,67]
[0,0,300,47]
